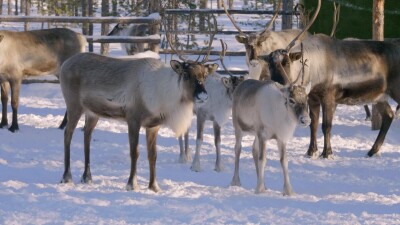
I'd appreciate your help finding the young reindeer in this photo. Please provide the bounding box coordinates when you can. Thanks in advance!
[59,42,219,192]
[223,0,310,81]
[107,23,149,55]
[179,41,245,172]
[231,78,311,195]
[0,28,87,132]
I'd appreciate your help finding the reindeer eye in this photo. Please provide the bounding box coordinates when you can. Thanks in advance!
[289,98,296,106]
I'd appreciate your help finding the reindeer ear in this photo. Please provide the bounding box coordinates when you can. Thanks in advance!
[205,63,219,75]
[170,60,183,74]
[289,52,302,62]
[305,81,312,94]
[258,31,270,43]
[221,77,232,88]
[235,35,247,43]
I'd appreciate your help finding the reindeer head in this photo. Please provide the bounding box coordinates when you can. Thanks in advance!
[223,0,281,66]
[221,75,246,99]
[107,23,128,36]
[171,60,218,104]
[281,84,311,127]
[260,0,321,86]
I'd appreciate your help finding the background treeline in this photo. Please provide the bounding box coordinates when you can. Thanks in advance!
[304,0,400,39]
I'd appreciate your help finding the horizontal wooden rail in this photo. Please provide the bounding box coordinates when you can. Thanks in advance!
[86,35,160,43]
[160,49,246,56]
[165,9,299,15]
[0,15,160,24]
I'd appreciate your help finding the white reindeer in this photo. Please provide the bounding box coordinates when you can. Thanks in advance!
[231,79,310,195]
[178,73,245,172]
[59,52,218,192]
[108,23,149,55]
[0,28,87,132]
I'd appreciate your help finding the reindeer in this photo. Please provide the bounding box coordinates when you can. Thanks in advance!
[108,23,149,55]
[178,73,244,172]
[231,78,311,195]
[59,48,219,191]
[0,28,87,132]
[177,40,245,172]
[261,0,400,158]
[223,0,310,81]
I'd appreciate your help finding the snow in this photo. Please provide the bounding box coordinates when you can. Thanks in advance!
[0,1,400,224]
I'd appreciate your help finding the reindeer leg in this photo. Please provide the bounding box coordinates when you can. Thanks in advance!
[81,113,99,184]
[0,83,9,128]
[178,130,190,163]
[367,101,393,157]
[320,93,335,159]
[306,94,320,158]
[146,126,161,192]
[58,111,68,130]
[8,80,21,132]
[255,132,266,194]
[61,107,83,184]
[126,121,141,191]
[213,121,223,172]
[191,114,205,172]
[178,135,185,163]
[278,140,294,196]
[364,105,371,121]
[184,131,191,161]
[231,127,243,187]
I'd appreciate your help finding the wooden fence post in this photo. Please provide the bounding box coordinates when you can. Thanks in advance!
[371,0,384,130]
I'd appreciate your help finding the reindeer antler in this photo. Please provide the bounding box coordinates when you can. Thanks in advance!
[161,13,190,62]
[222,0,243,37]
[286,0,321,52]
[330,0,341,37]
[200,14,219,63]
[218,39,235,77]
[261,0,282,35]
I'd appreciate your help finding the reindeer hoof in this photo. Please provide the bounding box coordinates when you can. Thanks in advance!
[214,164,223,172]
[8,125,19,133]
[305,151,319,159]
[149,183,161,193]
[230,177,241,187]
[190,161,201,172]
[366,151,381,158]
[126,183,139,191]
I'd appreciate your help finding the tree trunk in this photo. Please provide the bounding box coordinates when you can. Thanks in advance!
[7,0,11,15]
[199,0,207,31]
[14,0,18,15]
[0,0,3,16]
[148,0,160,53]
[282,0,293,30]
[21,0,25,14]
[88,0,94,52]
[371,0,385,130]
[100,0,110,55]
[24,0,31,31]
[112,0,118,16]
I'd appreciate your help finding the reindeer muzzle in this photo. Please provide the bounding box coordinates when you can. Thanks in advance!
[299,115,311,127]
[194,81,208,104]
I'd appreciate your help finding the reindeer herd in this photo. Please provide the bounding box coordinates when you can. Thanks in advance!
[1,0,399,195]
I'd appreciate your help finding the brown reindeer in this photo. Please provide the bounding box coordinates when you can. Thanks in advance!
[0,28,87,132]
[261,0,400,158]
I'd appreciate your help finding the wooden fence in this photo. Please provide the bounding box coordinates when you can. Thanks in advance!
[0,8,300,79]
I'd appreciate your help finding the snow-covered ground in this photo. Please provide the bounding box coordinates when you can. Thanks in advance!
[0,45,400,224]
[1,1,400,224]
